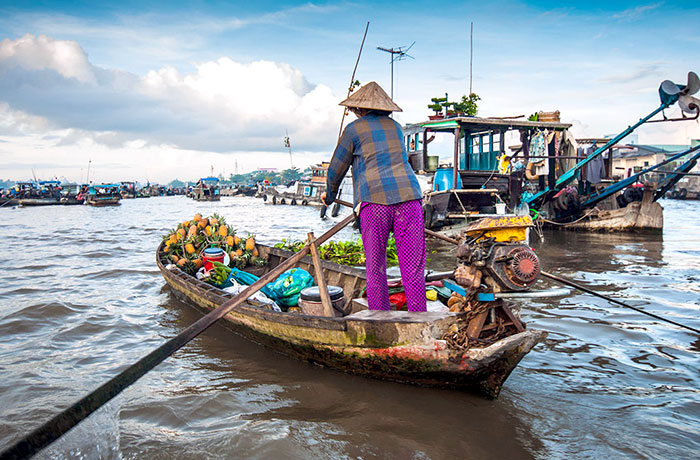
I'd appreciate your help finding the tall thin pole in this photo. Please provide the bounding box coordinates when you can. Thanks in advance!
[390,54,394,99]
[285,129,293,169]
[86,159,91,184]
[469,21,473,95]
[337,21,370,142]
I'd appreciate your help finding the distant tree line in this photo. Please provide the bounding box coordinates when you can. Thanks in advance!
[220,167,307,186]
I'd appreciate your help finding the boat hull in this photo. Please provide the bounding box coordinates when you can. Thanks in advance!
[18,198,60,206]
[545,195,662,232]
[157,244,545,398]
[86,196,121,206]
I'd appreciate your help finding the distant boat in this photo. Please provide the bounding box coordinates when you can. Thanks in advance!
[18,180,61,207]
[85,184,121,206]
[191,177,220,201]
[59,183,86,205]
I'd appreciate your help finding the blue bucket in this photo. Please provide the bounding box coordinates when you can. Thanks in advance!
[433,168,463,191]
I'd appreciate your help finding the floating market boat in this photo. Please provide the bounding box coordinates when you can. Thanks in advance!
[259,163,331,207]
[192,177,220,201]
[85,184,121,206]
[405,71,700,233]
[156,238,546,398]
[59,183,86,205]
[120,181,136,199]
[17,180,62,206]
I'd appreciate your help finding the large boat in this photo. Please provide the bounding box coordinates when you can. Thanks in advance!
[17,180,62,206]
[405,71,700,233]
[85,184,121,206]
[156,239,545,398]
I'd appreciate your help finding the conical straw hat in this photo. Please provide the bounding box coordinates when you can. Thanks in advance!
[339,81,402,112]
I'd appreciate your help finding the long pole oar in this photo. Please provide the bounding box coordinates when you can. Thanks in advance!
[337,21,370,142]
[0,213,356,460]
[321,22,369,219]
[539,271,700,335]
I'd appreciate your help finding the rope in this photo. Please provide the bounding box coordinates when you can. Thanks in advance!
[537,207,598,226]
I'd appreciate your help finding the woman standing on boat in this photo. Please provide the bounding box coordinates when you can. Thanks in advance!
[322,82,426,312]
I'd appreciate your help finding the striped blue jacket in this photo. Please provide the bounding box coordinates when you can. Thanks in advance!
[324,113,422,207]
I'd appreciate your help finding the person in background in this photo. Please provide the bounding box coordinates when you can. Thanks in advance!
[322,81,426,312]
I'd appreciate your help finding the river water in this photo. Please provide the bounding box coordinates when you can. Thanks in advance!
[0,196,698,459]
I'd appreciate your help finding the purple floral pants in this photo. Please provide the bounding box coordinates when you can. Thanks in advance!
[359,200,426,312]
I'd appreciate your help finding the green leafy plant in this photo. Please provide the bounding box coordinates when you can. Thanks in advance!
[451,93,480,116]
[275,237,398,267]
[428,96,448,115]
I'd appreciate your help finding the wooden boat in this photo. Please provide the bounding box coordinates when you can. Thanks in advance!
[192,177,220,201]
[59,183,86,205]
[17,180,62,206]
[0,197,18,207]
[542,188,662,232]
[18,197,60,206]
[157,242,546,398]
[85,184,121,206]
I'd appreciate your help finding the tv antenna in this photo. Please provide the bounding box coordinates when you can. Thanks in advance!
[284,130,293,168]
[377,42,415,99]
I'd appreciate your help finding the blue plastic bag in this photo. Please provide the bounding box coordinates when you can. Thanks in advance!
[268,268,314,307]
[226,267,313,307]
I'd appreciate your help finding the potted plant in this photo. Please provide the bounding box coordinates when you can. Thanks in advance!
[450,93,480,117]
[428,96,447,120]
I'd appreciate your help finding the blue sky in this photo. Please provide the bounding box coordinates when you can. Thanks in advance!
[0,1,698,183]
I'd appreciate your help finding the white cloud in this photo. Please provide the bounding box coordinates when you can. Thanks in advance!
[0,34,342,155]
[0,34,96,84]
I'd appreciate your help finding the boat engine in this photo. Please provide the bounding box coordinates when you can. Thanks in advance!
[453,215,540,293]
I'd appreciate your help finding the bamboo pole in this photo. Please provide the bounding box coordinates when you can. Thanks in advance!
[307,232,335,317]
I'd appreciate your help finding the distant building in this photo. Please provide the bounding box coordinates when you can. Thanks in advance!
[611,144,696,178]
[310,162,330,184]
[257,167,278,173]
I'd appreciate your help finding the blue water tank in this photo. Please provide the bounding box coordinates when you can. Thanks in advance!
[433,168,463,191]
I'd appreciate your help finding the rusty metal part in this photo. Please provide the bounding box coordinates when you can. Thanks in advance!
[454,264,482,291]
[505,247,540,286]
[483,245,540,291]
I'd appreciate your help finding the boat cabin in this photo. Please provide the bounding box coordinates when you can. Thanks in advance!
[192,177,220,201]
[295,162,330,200]
[404,115,571,228]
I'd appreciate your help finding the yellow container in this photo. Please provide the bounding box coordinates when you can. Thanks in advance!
[464,215,533,242]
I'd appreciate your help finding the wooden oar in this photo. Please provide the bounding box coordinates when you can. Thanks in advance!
[539,271,700,335]
[0,213,356,460]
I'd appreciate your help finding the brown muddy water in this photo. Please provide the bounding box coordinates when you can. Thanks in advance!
[0,196,698,459]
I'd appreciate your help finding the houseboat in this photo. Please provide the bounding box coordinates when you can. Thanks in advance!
[403,115,571,229]
[405,71,700,233]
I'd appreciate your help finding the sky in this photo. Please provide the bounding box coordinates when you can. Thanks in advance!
[0,0,699,184]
